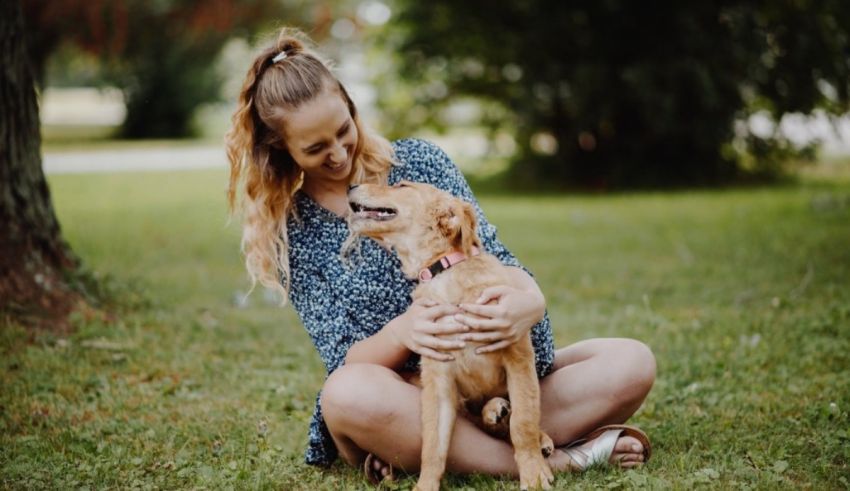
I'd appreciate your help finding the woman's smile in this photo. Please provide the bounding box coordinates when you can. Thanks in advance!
[284,87,360,187]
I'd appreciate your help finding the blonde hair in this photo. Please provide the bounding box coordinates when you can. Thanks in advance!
[225,28,394,304]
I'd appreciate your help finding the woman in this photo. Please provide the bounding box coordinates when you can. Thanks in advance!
[225,29,656,484]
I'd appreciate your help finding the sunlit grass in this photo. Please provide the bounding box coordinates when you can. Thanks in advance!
[2,169,849,489]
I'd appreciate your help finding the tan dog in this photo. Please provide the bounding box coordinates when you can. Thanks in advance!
[347,181,554,491]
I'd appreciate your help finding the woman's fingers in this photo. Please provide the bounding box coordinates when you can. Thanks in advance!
[413,297,438,308]
[423,303,460,320]
[416,346,454,361]
[457,303,504,318]
[476,339,514,354]
[426,320,469,335]
[459,331,505,343]
[455,313,509,330]
[416,334,465,351]
[475,285,510,305]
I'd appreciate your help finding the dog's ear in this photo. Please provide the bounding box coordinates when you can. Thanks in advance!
[457,201,480,255]
[437,199,479,254]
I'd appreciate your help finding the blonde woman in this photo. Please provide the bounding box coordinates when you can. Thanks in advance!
[226,29,656,485]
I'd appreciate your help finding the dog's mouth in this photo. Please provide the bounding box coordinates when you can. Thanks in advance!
[349,201,398,221]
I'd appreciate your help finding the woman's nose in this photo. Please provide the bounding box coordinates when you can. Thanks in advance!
[329,142,347,163]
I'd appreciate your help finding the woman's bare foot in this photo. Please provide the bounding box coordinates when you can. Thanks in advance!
[547,435,646,472]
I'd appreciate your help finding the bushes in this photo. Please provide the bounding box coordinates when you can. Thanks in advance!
[382,1,850,188]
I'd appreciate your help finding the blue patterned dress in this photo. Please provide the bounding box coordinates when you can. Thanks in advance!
[286,138,555,466]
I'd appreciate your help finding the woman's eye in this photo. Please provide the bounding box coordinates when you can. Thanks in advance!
[337,124,350,137]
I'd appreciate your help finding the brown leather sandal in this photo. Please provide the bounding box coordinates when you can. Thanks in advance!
[363,453,396,486]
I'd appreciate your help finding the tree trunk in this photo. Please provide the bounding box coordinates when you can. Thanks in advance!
[1,0,84,330]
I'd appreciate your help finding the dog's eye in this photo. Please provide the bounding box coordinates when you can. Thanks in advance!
[395,182,410,188]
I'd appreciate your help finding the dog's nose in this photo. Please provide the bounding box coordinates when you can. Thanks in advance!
[348,184,359,193]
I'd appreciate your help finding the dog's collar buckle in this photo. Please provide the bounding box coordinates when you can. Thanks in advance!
[418,247,480,282]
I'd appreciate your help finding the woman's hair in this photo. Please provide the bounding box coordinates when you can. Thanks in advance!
[225,28,394,304]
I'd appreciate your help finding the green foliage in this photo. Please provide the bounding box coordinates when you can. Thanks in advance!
[380,1,850,188]
[23,0,292,138]
[107,13,227,139]
[2,168,850,488]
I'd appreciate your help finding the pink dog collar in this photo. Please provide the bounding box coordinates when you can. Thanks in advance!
[418,247,480,282]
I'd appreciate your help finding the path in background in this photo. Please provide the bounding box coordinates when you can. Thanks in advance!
[40,86,850,175]
[43,145,227,175]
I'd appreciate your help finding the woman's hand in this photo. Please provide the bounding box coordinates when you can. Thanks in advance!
[389,298,470,361]
[455,285,545,353]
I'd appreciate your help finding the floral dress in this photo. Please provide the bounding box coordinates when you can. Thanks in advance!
[286,138,555,466]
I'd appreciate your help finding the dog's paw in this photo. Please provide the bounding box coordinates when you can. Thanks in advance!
[482,397,511,427]
[540,432,554,458]
[517,453,554,490]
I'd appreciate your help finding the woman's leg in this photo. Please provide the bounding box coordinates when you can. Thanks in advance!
[540,338,656,469]
[322,363,520,475]
[320,338,656,476]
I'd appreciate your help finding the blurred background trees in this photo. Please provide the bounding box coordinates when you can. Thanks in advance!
[380,0,850,188]
[26,0,850,188]
[24,0,294,138]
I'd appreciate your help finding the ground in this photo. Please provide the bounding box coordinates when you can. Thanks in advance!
[1,168,849,489]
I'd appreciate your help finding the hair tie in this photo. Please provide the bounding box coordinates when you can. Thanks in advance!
[272,51,288,63]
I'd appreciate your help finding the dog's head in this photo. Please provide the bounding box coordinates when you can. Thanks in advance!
[347,181,480,277]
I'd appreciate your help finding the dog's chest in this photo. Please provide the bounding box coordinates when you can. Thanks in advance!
[452,350,507,399]
[412,257,508,305]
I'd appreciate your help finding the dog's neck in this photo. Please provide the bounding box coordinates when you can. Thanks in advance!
[417,247,480,282]
[392,238,477,281]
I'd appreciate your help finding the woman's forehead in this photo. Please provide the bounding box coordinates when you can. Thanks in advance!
[284,91,350,143]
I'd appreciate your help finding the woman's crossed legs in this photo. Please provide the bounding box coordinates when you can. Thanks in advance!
[321,338,656,478]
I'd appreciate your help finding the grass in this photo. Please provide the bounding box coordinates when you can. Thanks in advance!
[2,168,849,490]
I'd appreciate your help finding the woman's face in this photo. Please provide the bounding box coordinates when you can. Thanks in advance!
[284,88,359,185]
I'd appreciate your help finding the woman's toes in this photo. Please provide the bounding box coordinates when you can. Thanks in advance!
[614,435,643,454]
[619,452,644,463]
[373,457,392,477]
[610,435,645,466]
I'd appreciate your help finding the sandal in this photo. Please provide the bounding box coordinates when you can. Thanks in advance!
[363,453,396,486]
[561,424,652,471]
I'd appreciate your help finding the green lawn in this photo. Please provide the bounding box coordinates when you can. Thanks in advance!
[2,169,849,490]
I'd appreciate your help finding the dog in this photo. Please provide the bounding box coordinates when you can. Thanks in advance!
[347,181,554,491]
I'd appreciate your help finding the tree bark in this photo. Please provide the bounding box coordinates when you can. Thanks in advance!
[1,0,84,329]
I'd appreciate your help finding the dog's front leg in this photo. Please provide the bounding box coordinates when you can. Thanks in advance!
[415,361,458,491]
[505,343,554,490]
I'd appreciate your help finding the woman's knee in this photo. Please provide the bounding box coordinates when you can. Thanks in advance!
[611,339,656,403]
[320,363,405,432]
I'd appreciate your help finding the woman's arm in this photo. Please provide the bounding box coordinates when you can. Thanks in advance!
[343,313,410,368]
[344,299,469,369]
[454,266,547,353]
[505,266,546,304]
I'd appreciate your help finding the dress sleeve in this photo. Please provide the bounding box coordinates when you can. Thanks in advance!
[289,283,355,374]
[287,233,362,375]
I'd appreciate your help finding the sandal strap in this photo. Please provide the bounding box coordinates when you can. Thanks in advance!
[562,428,624,470]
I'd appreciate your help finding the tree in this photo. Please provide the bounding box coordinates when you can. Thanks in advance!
[380,1,850,188]
[23,0,290,139]
[1,0,85,328]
